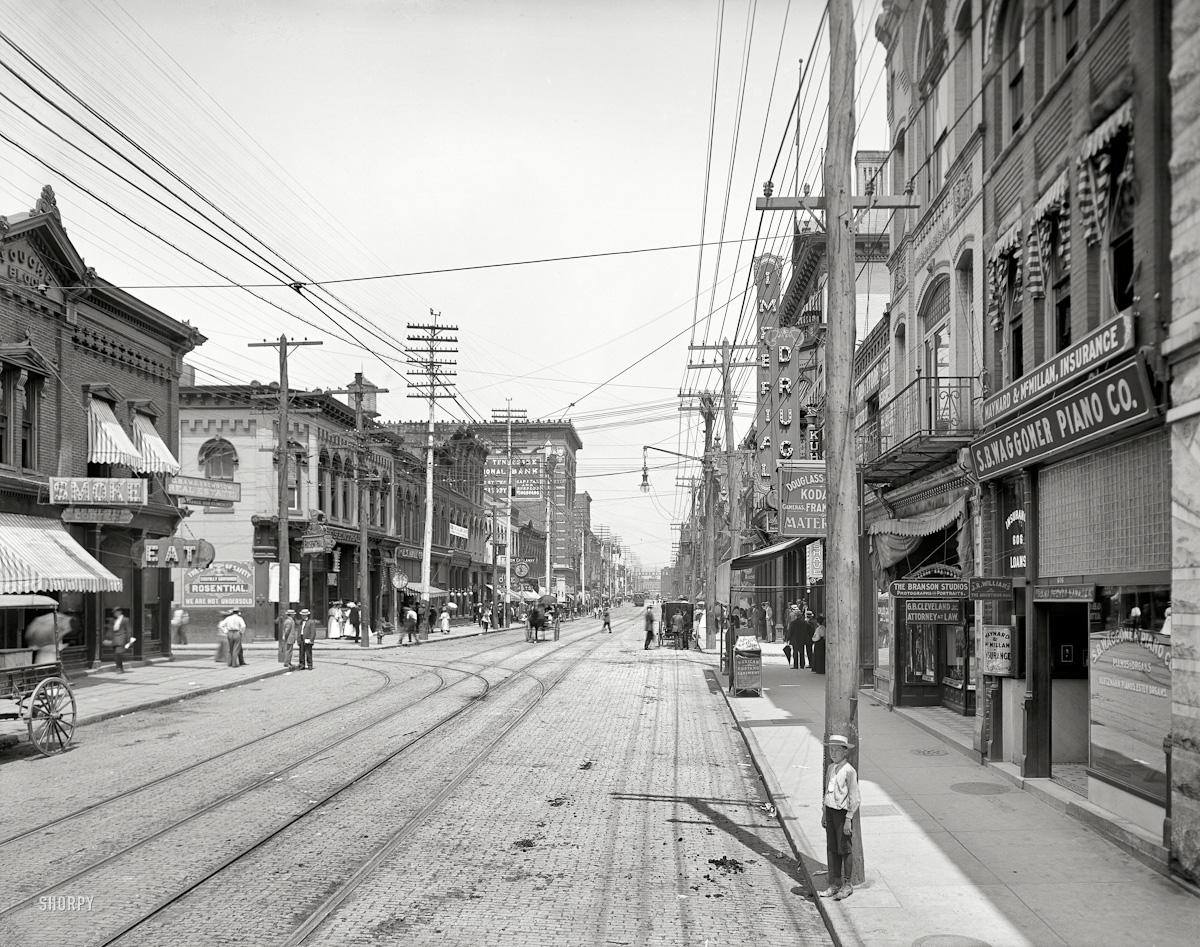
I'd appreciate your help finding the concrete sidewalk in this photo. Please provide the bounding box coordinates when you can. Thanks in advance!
[720,639,1200,947]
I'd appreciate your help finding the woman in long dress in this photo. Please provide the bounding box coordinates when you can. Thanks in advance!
[327,602,341,640]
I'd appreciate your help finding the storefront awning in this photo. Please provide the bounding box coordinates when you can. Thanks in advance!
[88,398,141,468]
[728,536,807,570]
[405,581,447,597]
[868,495,966,538]
[0,513,122,593]
[132,413,181,475]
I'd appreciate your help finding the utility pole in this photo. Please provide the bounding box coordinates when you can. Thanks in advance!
[699,395,718,671]
[327,373,388,648]
[249,335,322,661]
[407,311,458,638]
[492,403,525,626]
[823,0,862,884]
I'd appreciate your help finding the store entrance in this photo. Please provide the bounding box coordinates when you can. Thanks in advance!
[1047,602,1090,795]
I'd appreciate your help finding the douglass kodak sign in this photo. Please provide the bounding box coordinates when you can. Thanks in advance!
[969,356,1155,481]
[981,311,1133,426]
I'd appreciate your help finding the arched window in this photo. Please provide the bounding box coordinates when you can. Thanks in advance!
[199,438,237,481]
[331,455,343,520]
[319,451,331,517]
[918,2,950,199]
[1004,0,1026,138]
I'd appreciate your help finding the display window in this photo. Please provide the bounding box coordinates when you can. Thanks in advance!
[907,624,938,684]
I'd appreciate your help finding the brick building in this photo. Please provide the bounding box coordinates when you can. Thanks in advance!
[0,187,203,668]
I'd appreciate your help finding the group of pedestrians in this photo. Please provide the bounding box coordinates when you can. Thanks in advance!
[214,607,247,667]
[783,604,826,672]
[325,601,361,641]
[280,608,319,670]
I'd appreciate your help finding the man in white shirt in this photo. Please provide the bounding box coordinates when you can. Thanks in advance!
[223,608,247,667]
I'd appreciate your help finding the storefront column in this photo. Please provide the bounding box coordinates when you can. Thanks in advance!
[1021,469,1052,778]
[86,525,103,668]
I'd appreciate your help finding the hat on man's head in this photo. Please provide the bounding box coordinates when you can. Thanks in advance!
[286,608,295,615]
[230,607,241,614]
[825,733,854,749]
[300,608,311,616]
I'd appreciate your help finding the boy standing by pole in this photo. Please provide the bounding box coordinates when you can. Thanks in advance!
[819,734,860,900]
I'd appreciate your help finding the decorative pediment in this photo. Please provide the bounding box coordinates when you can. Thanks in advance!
[127,398,164,419]
[83,382,124,404]
[0,338,55,376]
[31,185,60,221]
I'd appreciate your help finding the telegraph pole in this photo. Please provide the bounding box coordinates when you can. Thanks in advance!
[249,335,322,661]
[824,0,863,883]
[328,373,388,648]
[407,311,458,637]
[492,402,526,626]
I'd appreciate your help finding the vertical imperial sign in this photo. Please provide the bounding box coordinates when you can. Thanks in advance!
[778,461,827,537]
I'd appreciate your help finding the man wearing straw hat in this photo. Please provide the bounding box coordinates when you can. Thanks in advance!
[819,734,860,901]
[297,609,316,670]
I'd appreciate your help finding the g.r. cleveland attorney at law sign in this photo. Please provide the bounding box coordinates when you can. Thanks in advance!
[969,356,1156,481]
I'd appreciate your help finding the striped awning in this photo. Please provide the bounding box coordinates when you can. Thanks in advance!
[132,413,181,475]
[0,513,122,594]
[88,399,141,468]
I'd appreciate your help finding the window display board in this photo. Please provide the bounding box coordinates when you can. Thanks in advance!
[982,624,1015,676]
[1089,627,1171,804]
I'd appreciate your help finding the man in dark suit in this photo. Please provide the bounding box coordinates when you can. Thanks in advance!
[786,605,810,669]
[348,602,362,643]
[298,608,316,670]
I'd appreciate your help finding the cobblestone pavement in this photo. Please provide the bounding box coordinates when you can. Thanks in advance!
[0,610,830,947]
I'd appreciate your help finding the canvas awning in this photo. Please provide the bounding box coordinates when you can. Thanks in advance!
[132,413,181,475]
[728,536,807,570]
[0,513,122,594]
[405,581,447,597]
[88,398,141,468]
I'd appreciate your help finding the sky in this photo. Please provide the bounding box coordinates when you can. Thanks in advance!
[0,0,888,568]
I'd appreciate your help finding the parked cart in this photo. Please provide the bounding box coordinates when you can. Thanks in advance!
[0,594,76,756]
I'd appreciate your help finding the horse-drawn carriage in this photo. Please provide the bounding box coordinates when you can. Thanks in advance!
[658,601,694,650]
[0,594,77,756]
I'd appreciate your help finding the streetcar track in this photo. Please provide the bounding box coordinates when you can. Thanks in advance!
[91,622,613,947]
[286,625,615,946]
[0,665,478,919]
[0,629,543,849]
[0,661,396,847]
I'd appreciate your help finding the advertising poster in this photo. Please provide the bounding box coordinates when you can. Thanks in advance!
[982,624,1015,676]
[875,593,892,675]
[778,462,826,538]
[182,561,255,608]
[1089,628,1171,803]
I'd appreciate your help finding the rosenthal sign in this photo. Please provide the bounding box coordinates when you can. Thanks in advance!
[981,311,1133,425]
[50,477,147,506]
[969,356,1155,481]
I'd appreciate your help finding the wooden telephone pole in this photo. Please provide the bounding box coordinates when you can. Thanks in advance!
[406,311,457,637]
[752,0,917,884]
[326,373,389,648]
[249,335,322,661]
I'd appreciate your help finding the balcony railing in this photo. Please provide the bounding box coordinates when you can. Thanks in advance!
[855,375,976,471]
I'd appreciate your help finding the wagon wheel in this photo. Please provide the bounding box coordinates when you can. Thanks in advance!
[26,677,76,756]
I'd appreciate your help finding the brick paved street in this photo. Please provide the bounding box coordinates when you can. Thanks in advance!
[0,612,831,946]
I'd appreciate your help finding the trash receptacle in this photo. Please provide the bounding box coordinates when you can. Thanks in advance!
[732,635,763,696]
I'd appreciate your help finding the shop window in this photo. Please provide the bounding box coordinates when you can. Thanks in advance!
[199,439,237,481]
[907,624,938,684]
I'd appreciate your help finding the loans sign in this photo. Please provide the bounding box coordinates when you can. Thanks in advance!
[778,462,826,538]
[968,356,1155,481]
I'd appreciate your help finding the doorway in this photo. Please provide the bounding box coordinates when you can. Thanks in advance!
[1047,602,1089,795]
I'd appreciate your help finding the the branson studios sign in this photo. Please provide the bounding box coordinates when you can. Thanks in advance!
[778,462,827,538]
[981,311,1133,425]
[969,356,1155,481]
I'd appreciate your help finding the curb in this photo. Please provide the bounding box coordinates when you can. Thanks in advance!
[706,668,858,947]
[0,665,290,752]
